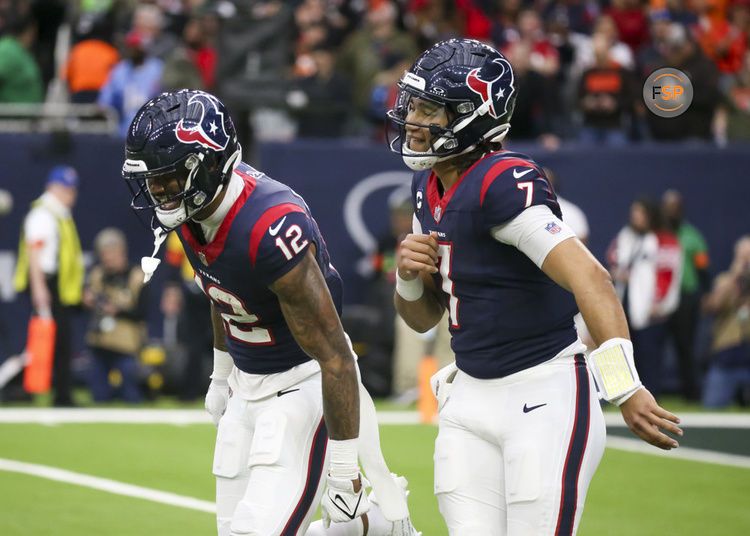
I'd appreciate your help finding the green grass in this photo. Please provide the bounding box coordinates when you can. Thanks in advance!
[1,422,749,535]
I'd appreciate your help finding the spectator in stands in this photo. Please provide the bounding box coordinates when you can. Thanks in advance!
[13,166,83,407]
[606,0,649,53]
[29,0,66,90]
[486,0,521,47]
[338,0,418,133]
[403,0,461,51]
[505,41,562,147]
[715,49,750,141]
[547,0,600,35]
[98,29,163,137]
[0,13,43,103]
[288,42,352,138]
[160,14,209,91]
[702,235,750,408]
[647,23,720,140]
[693,0,747,76]
[367,51,411,136]
[214,0,295,154]
[665,0,699,26]
[730,0,750,38]
[130,3,179,61]
[61,17,120,103]
[82,228,145,403]
[503,9,560,78]
[453,0,500,42]
[637,9,674,81]
[292,3,330,82]
[662,189,710,400]
[578,32,637,145]
[570,14,636,80]
[608,197,682,397]
[161,11,218,91]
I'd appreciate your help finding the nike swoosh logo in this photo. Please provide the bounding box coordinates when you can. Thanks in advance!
[268,216,287,236]
[513,168,534,179]
[523,403,547,413]
[277,388,300,397]
[332,492,362,520]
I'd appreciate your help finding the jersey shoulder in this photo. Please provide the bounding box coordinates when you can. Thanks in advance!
[473,151,559,227]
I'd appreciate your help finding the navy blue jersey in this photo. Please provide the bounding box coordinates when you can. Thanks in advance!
[412,150,578,379]
[176,162,343,374]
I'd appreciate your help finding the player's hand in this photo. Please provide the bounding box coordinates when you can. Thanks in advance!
[619,387,683,450]
[205,379,229,427]
[390,516,422,536]
[430,362,458,412]
[397,232,439,280]
[321,473,370,527]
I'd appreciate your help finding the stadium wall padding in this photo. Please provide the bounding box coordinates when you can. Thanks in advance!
[0,134,748,359]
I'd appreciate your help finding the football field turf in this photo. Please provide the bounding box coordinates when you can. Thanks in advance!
[1,415,749,535]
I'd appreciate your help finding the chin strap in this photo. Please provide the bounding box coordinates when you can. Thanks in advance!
[141,227,168,283]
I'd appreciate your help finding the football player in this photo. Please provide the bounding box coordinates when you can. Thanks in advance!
[388,39,683,535]
[123,90,417,536]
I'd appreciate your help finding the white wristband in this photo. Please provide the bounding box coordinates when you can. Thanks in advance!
[328,438,359,480]
[396,272,424,301]
[587,338,642,405]
[211,349,233,381]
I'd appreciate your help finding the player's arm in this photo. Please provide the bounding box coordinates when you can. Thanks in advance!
[541,237,682,450]
[394,229,446,333]
[270,247,369,525]
[269,247,359,440]
[205,303,232,427]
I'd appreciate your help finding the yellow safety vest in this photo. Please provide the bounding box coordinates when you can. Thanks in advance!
[13,197,84,306]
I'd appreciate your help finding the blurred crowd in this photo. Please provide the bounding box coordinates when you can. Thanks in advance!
[605,192,750,408]
[0,0,748,149]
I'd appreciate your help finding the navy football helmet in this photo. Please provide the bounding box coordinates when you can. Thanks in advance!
[387,38,516,170]
[123,89,241,231]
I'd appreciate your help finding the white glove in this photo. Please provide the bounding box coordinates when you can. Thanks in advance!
[321,473,370,527]
[388,516,421,536]
[369,474,421,536]
[205,379,229,427]
[430,362,458,412]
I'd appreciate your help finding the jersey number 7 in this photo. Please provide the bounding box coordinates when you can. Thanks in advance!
[437,242,459,328]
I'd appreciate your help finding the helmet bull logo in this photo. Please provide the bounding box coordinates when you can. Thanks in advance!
[466,58,513,119]
[175,93,230,151]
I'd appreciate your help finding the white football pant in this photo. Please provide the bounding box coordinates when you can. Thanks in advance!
[214,372,328,536]
[434,353,606,536]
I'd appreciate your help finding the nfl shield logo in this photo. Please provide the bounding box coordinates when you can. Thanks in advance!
[434,205,442,222]
[545,222,561,234]
[198,252,208,265]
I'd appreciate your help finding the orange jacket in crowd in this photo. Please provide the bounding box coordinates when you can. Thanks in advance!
[62,39,120,94]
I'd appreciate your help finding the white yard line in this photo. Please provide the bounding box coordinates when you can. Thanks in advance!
[0,408,212,424]
[0,458,216,513]
[1,441,748,521]
[1,408,749,427]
